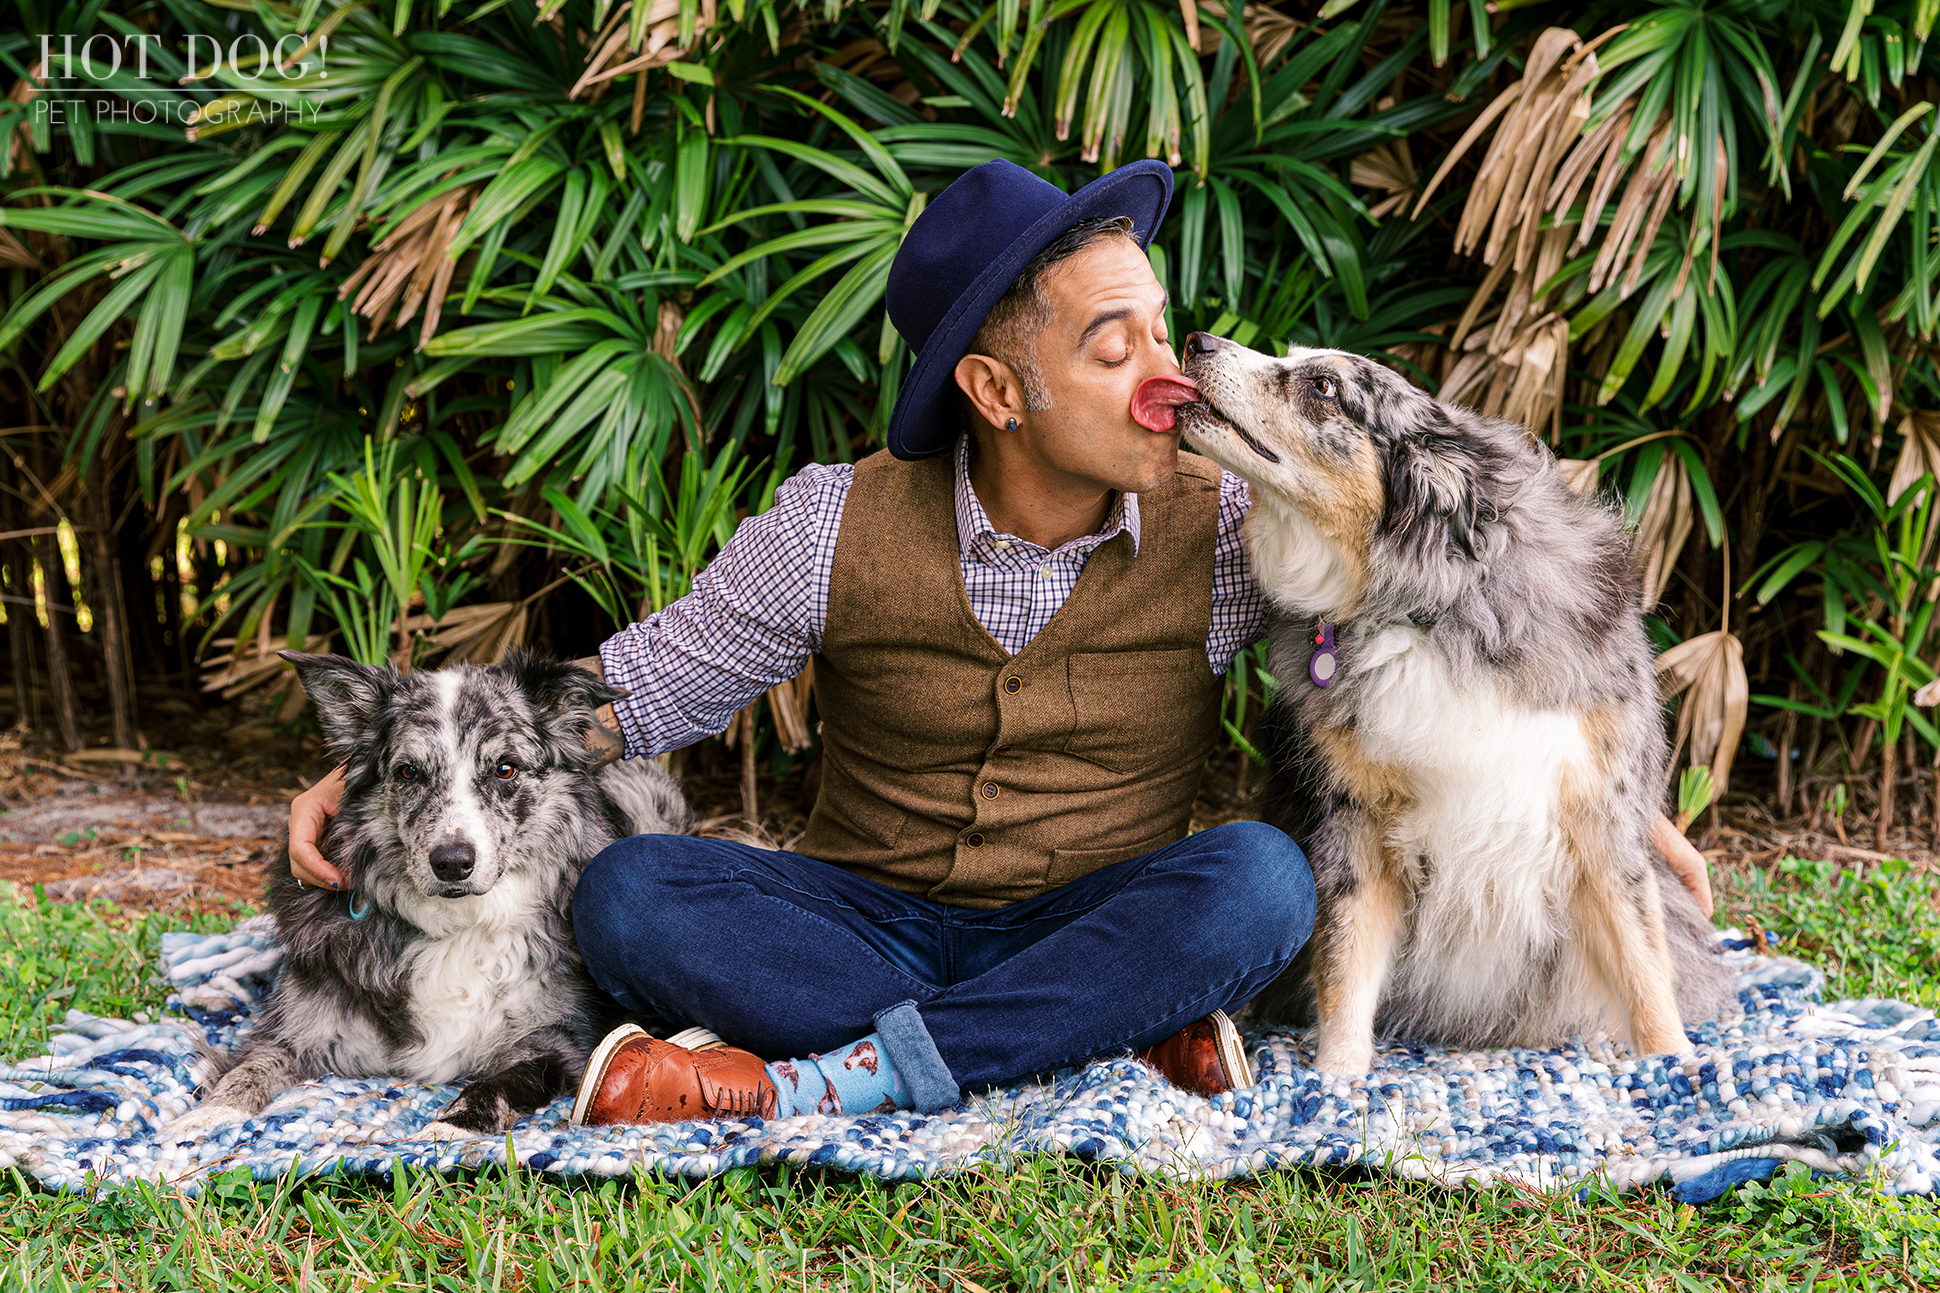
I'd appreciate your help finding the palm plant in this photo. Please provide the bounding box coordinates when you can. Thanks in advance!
[2,0,1938,846]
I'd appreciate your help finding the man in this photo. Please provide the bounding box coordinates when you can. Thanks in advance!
[286,159,1713,1123]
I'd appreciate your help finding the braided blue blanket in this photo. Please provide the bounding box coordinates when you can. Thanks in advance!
[0,916,1935,1201]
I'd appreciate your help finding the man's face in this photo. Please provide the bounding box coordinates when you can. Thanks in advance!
[1018,238,1180,493]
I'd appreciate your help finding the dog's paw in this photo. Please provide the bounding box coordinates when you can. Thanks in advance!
[418,1120,483,1142]
[1312,1043,1376,1076]
[162,1103,248,1138]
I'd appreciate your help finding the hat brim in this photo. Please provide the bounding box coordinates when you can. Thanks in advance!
[886,160,1175,461]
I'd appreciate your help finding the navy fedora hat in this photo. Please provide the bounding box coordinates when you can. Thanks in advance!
[884,158,1173,461]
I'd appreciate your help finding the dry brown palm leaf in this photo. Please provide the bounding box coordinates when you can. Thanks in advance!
[1657,626,1748,797]
[569,0,713,100]
[1888,410,1940,505]
[200,632,335,698]
[820,38,924,109]
[7,69,43,180]
[1383,321,1448,390]
[766,661,816,754]
[414,601,532,665]
[1633,444,1695,613]
[0,226,37,270]
[1490,313,1571,441]
[1586,118,1677,296]
[1195,2,1307,67]
[654,300,684,364]
[1413,29,1599,265]
[336,186,476,346]
[1889,409,1940,584]
[1351,140,1416,221]
[1657,538,1746,794]
[1556,457,1600,494]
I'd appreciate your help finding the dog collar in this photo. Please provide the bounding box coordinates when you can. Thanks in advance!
[346,890,372,921]
[1309,622,1339,687]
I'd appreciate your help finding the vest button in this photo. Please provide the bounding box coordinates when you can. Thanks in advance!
[980,782,999,800]
[964,832,986,848]
[1003,676,1021,694]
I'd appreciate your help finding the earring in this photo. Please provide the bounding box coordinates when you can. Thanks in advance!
[1005,417,1018,432]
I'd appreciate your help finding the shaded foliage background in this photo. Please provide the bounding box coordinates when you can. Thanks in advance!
[2,0,1938,842]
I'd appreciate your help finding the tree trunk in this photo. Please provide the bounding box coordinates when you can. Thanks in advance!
[1776,687,1797,818]
[1,459,36,731]
[121,493,167,683]
[1904,728,1921,843]
[155,495,197,693]
[1877,727,1897,852]
[82,444,140,752]
[740,704,760,828]
[31,529,83,752]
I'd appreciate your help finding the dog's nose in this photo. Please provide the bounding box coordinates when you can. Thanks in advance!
[428,840,475,882]
[1185,331,1221,356]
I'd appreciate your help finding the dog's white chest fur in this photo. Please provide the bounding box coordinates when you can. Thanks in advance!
[290,872,565,1085]
[1353,625,1586,869]
[391,872,561,1083]
[1346,627,1616,1037]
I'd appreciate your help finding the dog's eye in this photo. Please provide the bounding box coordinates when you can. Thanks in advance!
[494,762,518,781]
[1310,375,1339,400]
[396,764,420,782]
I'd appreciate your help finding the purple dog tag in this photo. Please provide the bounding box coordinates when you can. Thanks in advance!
[1309,622,1339,687]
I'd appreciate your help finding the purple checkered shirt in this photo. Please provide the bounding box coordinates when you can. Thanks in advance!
[599,436,1267,758]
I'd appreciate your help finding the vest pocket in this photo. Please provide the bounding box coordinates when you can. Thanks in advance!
[814,752,908,849]
[1047,828,1182,888]
[1063,649,1210,774]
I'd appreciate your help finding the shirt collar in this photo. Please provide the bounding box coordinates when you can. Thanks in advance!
[952,434,1143,558]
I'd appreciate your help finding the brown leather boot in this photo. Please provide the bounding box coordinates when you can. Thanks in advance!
[1134,1010,1254,1097]
[570,1024,778,1126]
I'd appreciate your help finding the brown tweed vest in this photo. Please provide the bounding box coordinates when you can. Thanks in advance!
[799,447,1223,909]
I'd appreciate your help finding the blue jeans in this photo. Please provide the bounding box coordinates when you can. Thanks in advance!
[572,820,1314,1110]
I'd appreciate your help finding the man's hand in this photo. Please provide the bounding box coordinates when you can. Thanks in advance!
[570,656,627,770]
[1653,811,1713,916]
[289,765,348,889]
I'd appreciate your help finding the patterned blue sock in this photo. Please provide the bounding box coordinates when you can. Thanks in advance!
[765,1033,910,1117]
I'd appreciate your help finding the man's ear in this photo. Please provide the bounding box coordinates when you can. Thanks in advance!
[501,648,629,764]
[279,652,397,755]
[954,353,1027,432]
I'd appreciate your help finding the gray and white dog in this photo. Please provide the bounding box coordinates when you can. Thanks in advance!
[167,649,690,1139]
[1174,333,1731,1075]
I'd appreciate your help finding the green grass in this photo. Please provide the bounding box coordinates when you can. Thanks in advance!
[1719,856,1940,1011]
[0,861,1937,1291]
[0,887,239,1062]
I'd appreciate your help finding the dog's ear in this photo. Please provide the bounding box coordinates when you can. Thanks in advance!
[279,651,398,752]
[1380,405,1488,563]
[500,648,629,763]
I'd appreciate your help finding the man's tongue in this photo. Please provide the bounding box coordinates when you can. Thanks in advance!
[1131,375,1201,432]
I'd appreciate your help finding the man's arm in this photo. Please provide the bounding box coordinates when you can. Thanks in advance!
[1654,811,1713,915]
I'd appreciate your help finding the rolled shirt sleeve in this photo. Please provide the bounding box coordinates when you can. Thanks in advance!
[1206,469,1268,675]
[597,462,851,758]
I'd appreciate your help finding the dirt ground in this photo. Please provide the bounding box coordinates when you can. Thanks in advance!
[0,682,1930,920]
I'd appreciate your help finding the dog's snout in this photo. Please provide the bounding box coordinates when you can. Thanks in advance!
[428,840,476,882]
[1185,332,1223,356]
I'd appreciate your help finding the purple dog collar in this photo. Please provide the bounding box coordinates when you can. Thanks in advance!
[1309,622,1339,687]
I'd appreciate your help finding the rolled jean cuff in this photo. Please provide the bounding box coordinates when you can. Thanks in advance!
[873,1000,959,1113]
